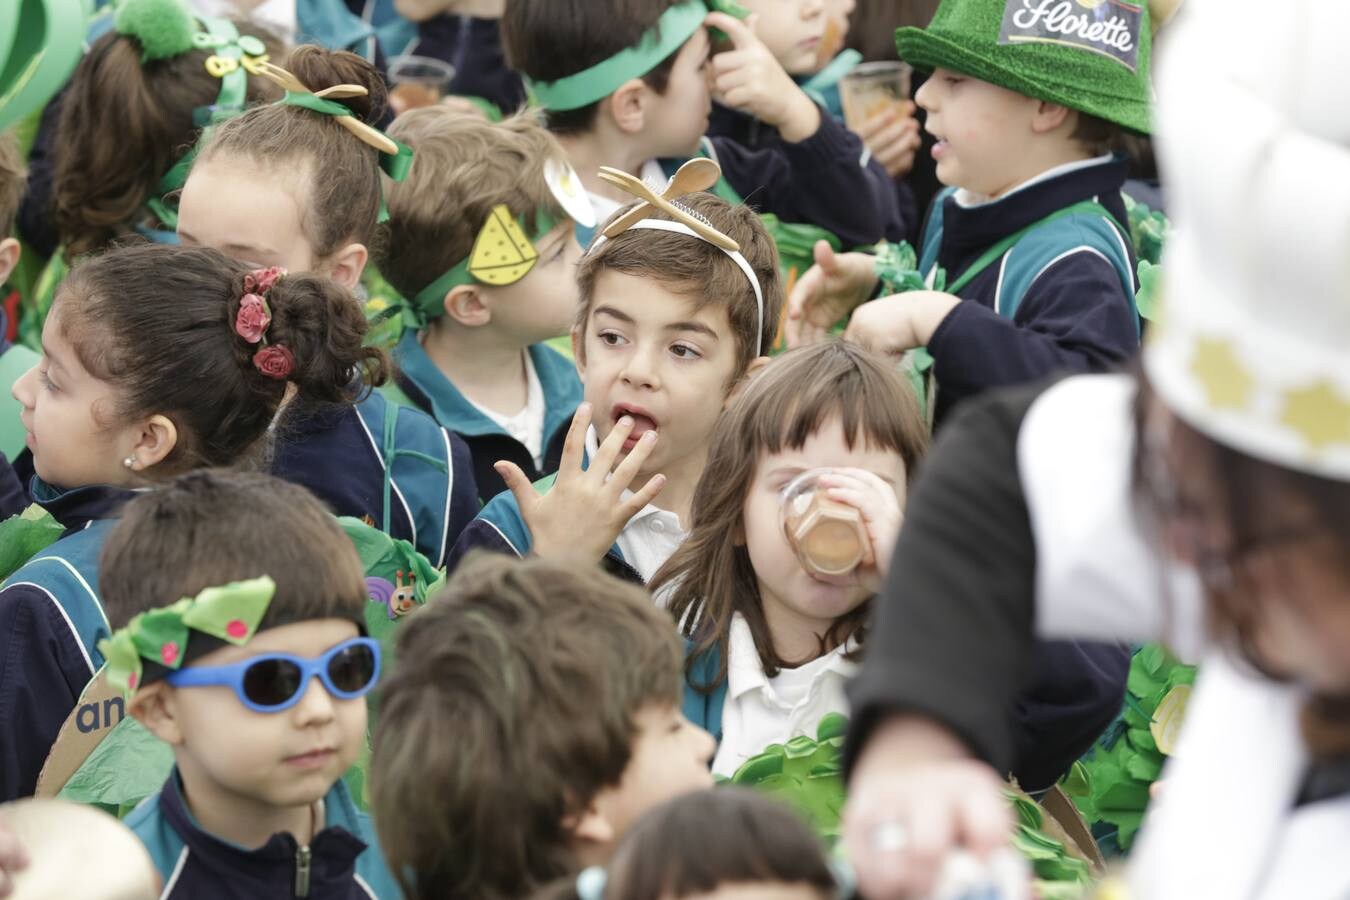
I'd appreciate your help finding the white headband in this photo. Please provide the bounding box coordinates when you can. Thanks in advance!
[586,219,765,357]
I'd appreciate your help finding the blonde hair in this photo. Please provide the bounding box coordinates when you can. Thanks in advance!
[378,108,571,301]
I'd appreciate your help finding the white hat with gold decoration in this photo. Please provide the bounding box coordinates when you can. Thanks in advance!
[1143,0,1350,480]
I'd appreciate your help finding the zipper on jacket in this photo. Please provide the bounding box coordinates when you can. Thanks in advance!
[295,844,312,898]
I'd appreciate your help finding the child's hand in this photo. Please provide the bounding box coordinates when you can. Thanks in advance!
[817,468,902,591]
[495,403,667,564]
[844,291,961,356]
[785,241,880,348]
[854,101,924,179]
[706,13,822,143]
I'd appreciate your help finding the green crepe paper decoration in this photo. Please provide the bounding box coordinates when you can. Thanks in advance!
[0,504,65,582]
[723,715,1097,895]
[337,516,445,651]
[58,714,174,818]
[1135,259,1162,324]
[1061,643,1196,854]
[114,0,198,62]
[1122,194,1169,324]
[98,577,275,695]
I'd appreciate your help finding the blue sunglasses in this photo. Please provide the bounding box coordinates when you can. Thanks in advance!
[165,637,382,713]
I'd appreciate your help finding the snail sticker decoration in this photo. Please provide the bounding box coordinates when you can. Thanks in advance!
[365,571,419,621]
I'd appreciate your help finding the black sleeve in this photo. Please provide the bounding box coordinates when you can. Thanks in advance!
[0,456,26,521]
[0,584,89,799]
[845,383,1130,785]
[712,110,906,247]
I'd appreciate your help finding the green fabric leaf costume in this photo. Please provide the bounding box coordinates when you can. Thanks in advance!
[1061,643,1196,854]
[725,714,1098,894]
[0,503,65,582]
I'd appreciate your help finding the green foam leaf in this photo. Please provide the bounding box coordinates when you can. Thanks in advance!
[114,0,198,61]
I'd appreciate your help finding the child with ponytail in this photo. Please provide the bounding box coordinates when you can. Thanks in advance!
[48,0,281,260]
[0,242,385,801]
[175,43,480,568]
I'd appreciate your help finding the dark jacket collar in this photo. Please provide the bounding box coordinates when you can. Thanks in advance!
[160,770,369,893]
[29,478,136,536]
[937,155,1130,274]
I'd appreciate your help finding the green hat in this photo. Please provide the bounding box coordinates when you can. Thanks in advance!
[0,0,91,133]
[895,0,1152,134]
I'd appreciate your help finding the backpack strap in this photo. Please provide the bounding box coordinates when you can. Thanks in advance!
[918,187,956,283]
[996,201,1139,329]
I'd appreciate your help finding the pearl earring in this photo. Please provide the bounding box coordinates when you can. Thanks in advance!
[123,456,137,470]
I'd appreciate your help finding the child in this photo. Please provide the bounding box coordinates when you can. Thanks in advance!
[101,470,399,897]
[370,553,715,900]
[652,341,926,776]
[176,44,480,568]
[789,0,1149,424]
[448,189,781,584]
[0,243,383,800]
[378,107,587,501]
[535,788,842,900]
[500,0,903,248]
[0,134,36,463]
[50,0,280,258]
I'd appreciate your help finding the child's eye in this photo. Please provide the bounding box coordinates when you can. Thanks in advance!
[38,368,56,392]
[943,74,965,86]
[598,331,626,347]
[669,343,702,360]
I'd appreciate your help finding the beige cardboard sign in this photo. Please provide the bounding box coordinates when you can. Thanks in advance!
[35,669,125,798]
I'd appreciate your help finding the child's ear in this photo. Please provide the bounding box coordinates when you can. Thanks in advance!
[723,356,770,409]
[129,683,186,746]
[562,800,616,856]
[325,242,370,290]
[445,285,492,328]
[129,414,179,471]
[1031,100,1073,135]
[607,79,649,135]
[0,237,21,286]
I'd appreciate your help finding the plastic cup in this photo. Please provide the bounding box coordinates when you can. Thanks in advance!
[780,469,869,578]
[388,55,456,113]
[840,60,913,132]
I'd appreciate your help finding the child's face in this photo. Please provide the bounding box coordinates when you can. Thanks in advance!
[177,156,321,275]
[578,270,744,487]
[915,68,1045,199]
[588,703,714,844]
[741,416,906,651]
[162,619,368,813]
[11,303,137,489]
[642,29,715,158]
[480,221,583,343]
[742,0,829,74]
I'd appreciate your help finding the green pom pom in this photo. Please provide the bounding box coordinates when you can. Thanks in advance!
[114,0,198,62]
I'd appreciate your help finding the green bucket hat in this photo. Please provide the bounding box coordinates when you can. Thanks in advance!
[895,0,1152,134]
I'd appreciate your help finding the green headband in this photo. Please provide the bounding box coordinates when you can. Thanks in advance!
[410,205,558,325]
[279,90,415,182]
[141,16,270,229]
[97,577,275,695]
[527,0,748,112]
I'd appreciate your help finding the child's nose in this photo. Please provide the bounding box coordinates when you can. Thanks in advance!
[12,363,38,410]
[290,675,338,724]
[619,345,661,390]
[692,723,716,763]
[914,76,936,112]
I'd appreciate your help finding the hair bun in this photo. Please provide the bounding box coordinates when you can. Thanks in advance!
[284,44,387,125]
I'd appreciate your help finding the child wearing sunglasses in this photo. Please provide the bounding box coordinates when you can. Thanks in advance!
[99,470,399,899]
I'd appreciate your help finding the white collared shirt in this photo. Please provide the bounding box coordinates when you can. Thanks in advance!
[466,352,546,469]
[711,614,858,778]
[582,427,687,584]
[953,153,1116,208]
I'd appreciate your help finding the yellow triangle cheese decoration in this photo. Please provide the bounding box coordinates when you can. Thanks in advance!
[468,204,539,286]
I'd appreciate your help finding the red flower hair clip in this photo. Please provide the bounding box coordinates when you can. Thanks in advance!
[233,267,294,380]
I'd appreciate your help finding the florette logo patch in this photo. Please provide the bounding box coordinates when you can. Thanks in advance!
[999,0,1142,72]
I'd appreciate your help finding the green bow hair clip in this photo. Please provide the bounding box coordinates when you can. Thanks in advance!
[98,577,275,695]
